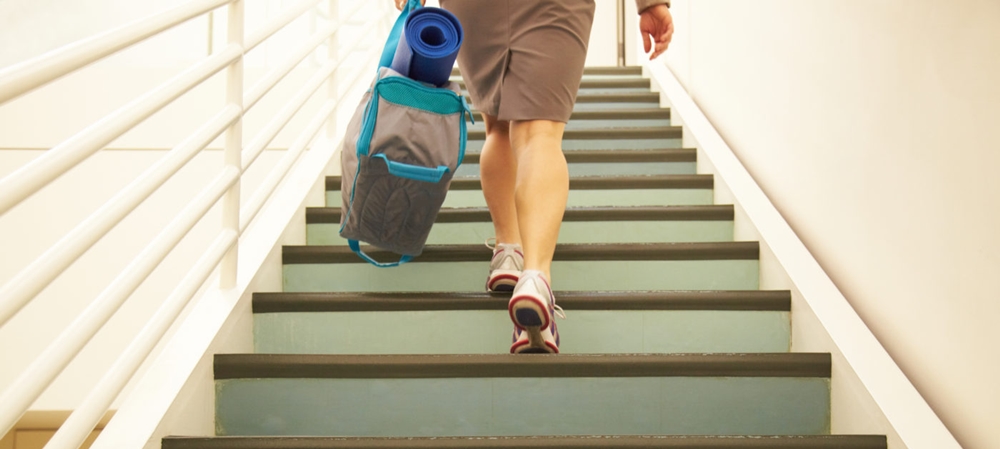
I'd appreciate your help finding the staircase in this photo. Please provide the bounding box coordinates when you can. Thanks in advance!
[162,67,886,448]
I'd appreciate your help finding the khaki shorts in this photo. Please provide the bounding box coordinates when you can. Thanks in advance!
[440,0,596,123]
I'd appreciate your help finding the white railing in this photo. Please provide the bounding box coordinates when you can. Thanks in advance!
[0,1,389,447]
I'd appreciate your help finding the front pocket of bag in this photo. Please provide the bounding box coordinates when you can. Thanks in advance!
[347,156,450,255]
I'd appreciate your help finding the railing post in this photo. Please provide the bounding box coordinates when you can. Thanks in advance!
[325,0,340,139]
[221,0,244,289]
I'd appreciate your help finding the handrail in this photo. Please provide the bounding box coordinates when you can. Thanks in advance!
[0,0,232,106]
[43,227,239,449]
[244,0,322,53]
[0,105,240,329]
[240,52,371,231]
[243,1,366,112]
[241,25,371,171]
[0,166,240,436]
[0,44,242,224]
[0,0,391,446]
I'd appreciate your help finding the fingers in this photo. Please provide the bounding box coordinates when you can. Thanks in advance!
[642,31,652,53]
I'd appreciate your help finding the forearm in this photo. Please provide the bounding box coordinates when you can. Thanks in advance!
[635,0,669,12]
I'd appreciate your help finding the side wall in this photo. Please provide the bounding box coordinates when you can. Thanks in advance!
[662,1,1000,448]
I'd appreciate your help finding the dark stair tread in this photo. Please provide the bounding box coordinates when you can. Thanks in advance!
[325,175,714,191]
[468,127,681,140]
[466,92,659,104]
[458,78,650,90]
[213,353,831,379]
[164,435,887,449]
[464,148,696,164]
[470,108,671,122]
[252,290,791,313]
[282,242,759,264]
[307,205,733,224]
[455,66,643,77]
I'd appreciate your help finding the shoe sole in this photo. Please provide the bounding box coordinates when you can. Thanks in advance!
[487,270,520,292]
[508,294,558,354]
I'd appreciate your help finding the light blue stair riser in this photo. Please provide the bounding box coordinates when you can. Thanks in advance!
[466,138,681,151]
[468,119,671,131]
[253,310,790,355]
[326,189,715,209]
[283,260,759,293]
[454,162,696,177]
[215,377,829,437]
[307,221,733,246]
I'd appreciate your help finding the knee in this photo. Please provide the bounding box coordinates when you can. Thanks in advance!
[511,119,565,152]
[484,116,510,140]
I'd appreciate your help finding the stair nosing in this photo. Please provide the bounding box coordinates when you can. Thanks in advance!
[454,66,643,76]
[282,242,759,264]
[470,108,671,122]
[163,434,887,449]
[325,175,714,191]
[307,205,734,225]
[464,148,697,164]
[468,127,681,141]
[213,353,831,379]
[465,92,659,104]
[457,78,650,90]
[252,290,791,313]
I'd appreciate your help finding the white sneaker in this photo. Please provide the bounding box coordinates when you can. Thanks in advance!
[508,270,565,354]
[486,240,523,292]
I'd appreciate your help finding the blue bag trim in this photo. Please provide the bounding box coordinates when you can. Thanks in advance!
[378,76,465,114]
[379,0,422,69]
[348,239,414,268]
[372,154,449,183]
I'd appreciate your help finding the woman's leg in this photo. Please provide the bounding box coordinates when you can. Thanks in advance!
[479,114,520,245]
[509,119,568,281]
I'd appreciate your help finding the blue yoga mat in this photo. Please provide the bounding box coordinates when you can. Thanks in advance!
[390,7,463,87]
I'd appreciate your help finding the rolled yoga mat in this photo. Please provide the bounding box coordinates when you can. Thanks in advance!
[390,7,463,87]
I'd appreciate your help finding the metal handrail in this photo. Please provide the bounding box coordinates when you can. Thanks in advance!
[0,0,388,446]
[0,0,232,105]
[244,0,322,53]
[243,1,366,112]
[0,44,242,223]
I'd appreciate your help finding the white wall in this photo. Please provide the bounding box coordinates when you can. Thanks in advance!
[662,1,1000,448]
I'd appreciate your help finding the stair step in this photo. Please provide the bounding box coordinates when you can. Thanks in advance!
[454,66,643,77]
[252,291,790,354]
[459,149,697,176]
[325,175,715,208]
[465,92,658,105]
[213,354,830,437]
[164,435,887,449]
[470,108,671,123]
[254,290,789,312]
[282,243,759,293]
[468,127,680,141]
[306,206,733,245]
[457,78,650,91]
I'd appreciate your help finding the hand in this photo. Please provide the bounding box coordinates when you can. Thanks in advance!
[395,0,426,11]
[639,4,674,60]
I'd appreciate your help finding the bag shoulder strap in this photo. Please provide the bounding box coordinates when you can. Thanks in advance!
[379,0,422,69]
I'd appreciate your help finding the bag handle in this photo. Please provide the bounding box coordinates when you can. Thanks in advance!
[372,154,449,183]
[379,0,422,69]
[348,239,414,268]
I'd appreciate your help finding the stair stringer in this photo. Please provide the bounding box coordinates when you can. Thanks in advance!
[639,57,959,449]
